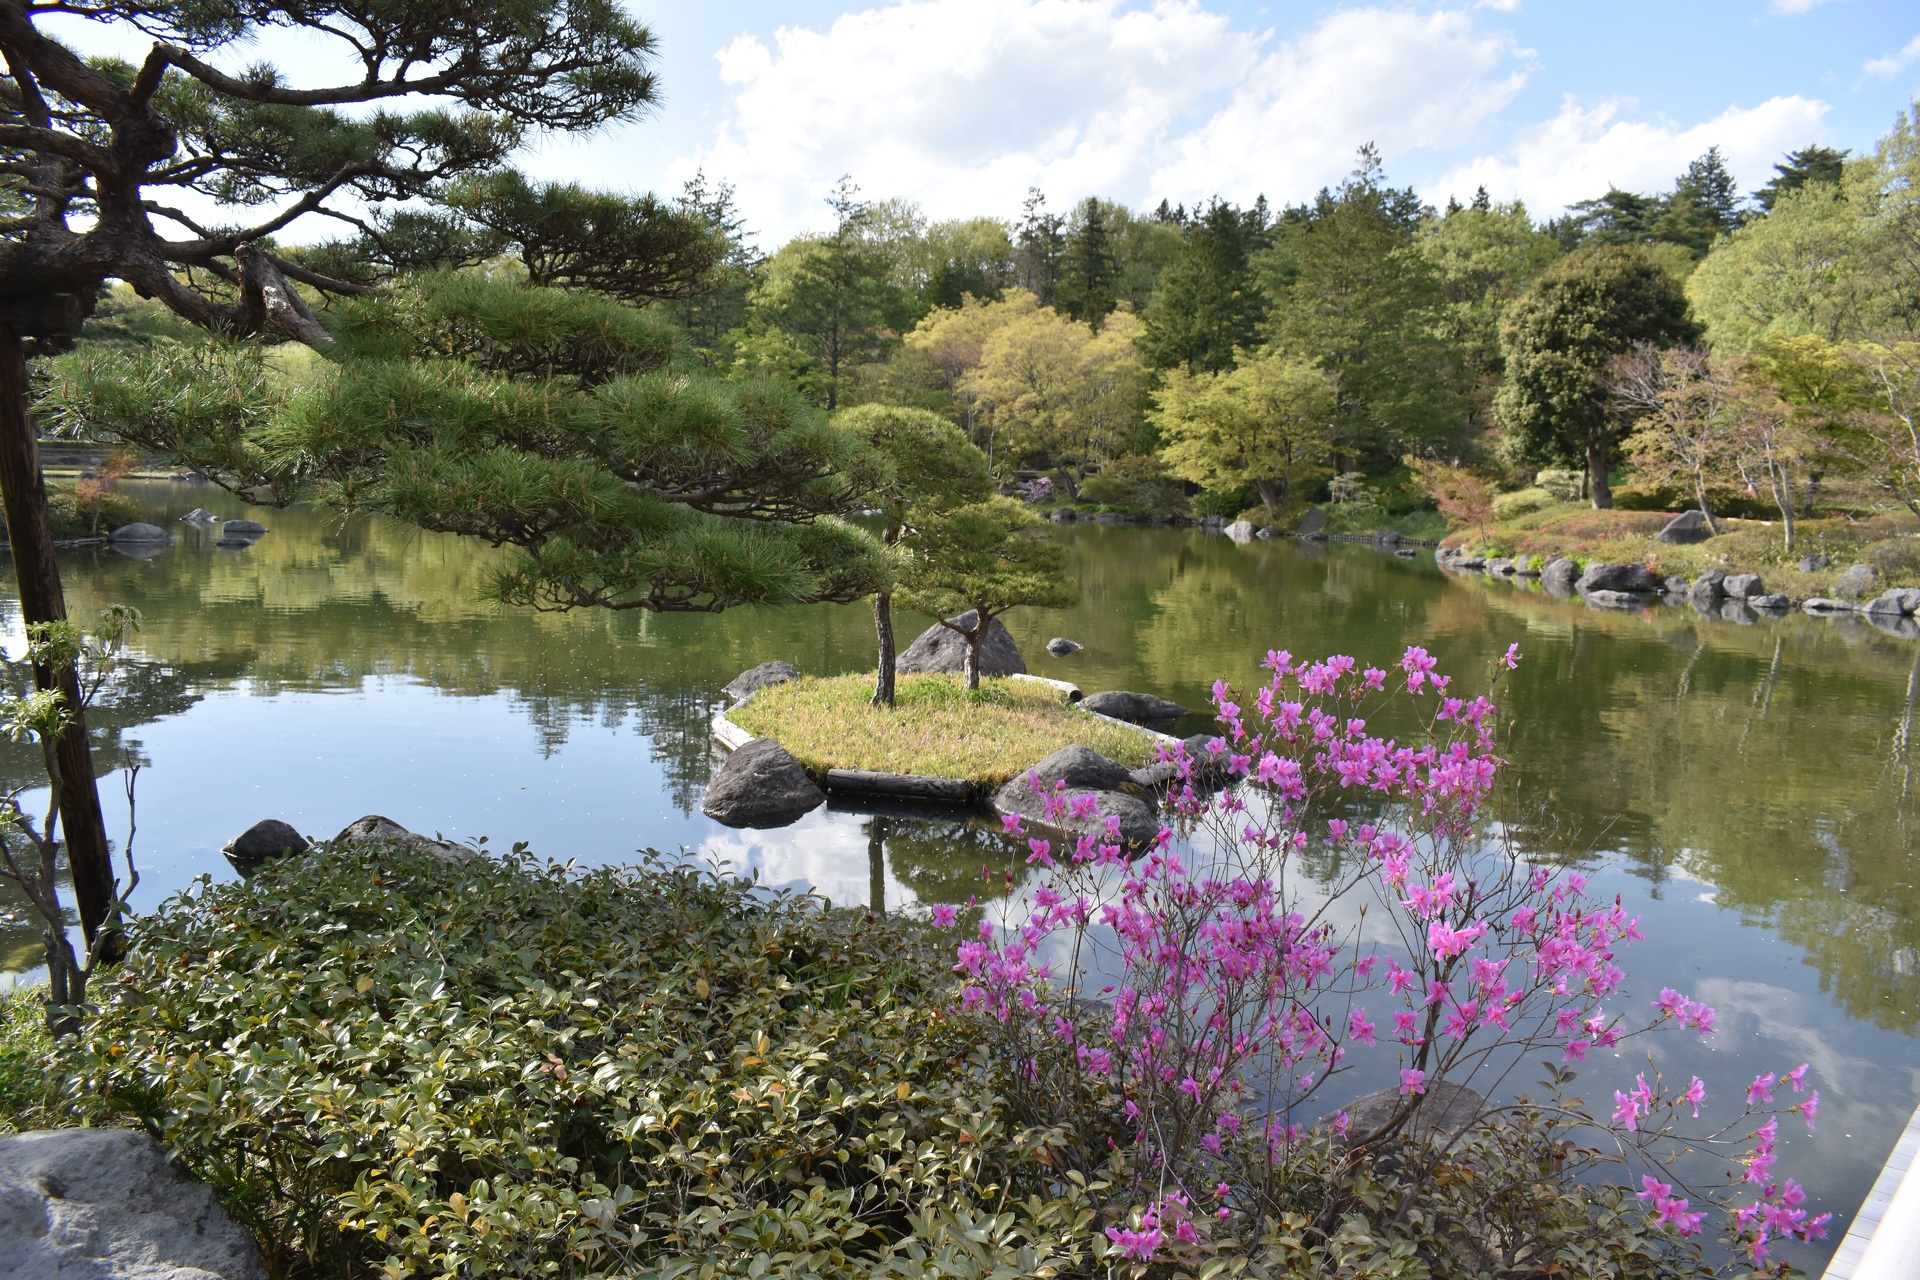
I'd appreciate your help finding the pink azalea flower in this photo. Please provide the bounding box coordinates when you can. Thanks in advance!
[1399,1068,1426,1096]
[929,904,958,928]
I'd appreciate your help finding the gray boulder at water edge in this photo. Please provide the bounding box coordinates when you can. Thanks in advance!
[106,522,169,544]
[1045,637,1083,657]
[1655,510,1713,544]
[1295,507,1328,536]
[1803,598,1858,614]
[1722,573,1766,599]
[1326,1082,1489,1149]
[1540,557,1579,596]
[1834,564,1879,600]
[221,818,308,873]
[723,660,800,704]
[331,814,469,859]
[1577,562,1661,594]
[1223,519,1256,543]
[1688,567,1727,602]
[1865,588,1920,616]
[1750,594,1791,611]
[896,612,1026,677]
[993,745,1157,847]
[220,519,267,537]
[700,738,825,828]
[0,1128,268,1280]
[1080,689,1190,723]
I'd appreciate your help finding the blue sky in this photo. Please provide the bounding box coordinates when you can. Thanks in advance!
[503,0,1920,243]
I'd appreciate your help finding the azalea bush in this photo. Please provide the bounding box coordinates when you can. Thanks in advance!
[956,643,1828,1277]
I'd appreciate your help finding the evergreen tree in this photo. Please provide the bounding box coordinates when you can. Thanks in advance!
[1496,246,1700,507]
[1058,198,1120,329]
[1754,146,1851,212]
[754,178,898,410]
[1138,199,1266,375]
[0,0,680,950]
[1015,189,1066,306]
[675,172,761,359]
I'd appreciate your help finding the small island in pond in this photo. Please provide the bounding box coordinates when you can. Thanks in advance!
[728,672,1158,787]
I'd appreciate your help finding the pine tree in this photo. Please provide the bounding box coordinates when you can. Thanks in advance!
[1138,200,1266,374]
[1754,146,1851,212]
[1015,189,1066,305]
[1059,198,1120,329]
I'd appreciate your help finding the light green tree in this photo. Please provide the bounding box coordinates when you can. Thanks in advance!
[1688,184,1880,354]
[1152,351,1335,521]
[896,497,1077,692]
[833,405,992,707]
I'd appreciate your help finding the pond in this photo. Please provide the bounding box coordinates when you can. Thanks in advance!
[3,477,1917,1265]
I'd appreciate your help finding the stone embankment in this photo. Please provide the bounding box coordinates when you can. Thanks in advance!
[1437,545,1920,639]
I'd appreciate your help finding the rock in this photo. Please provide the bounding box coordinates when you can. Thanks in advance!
[1750,594,1791,611]
[1835,564,1879,600]
[1585,589,1646,610]
[1803,598,1858,614]
[1655,509,1714,544]
[1045,637,1082,657]
[1254,524,1279,539]
[1720,600,1758,625]
[106,522,169,544]
[179,508,217,524]
[1223,519,1256,543]
[1865,590,1920,616]
[1451,555,1486,571]
[1663,575,1690,595]
[330,814,469,858]
[1080,689,1190,723]
[699,739,825,828]
[1799,554,1829,573]
[0,1128,268,1280]
[896,612,1027,677]
[220,818,308,871]
[1373,528,1402,546]
[1577,562,1660,594]
[1688,567,1727,602]
[723,660,800,704]
[1486,558,1514,576]
[1048,507,1076,523]
[1327,1082,1489,1148]
[220,519,267,537]
[1295,508,1328,536]
[1541,557,1579,596]
[1722,573,1765,599]
[1013,744,1136,793]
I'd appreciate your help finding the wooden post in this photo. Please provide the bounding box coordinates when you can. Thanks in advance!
[0,322,118,952]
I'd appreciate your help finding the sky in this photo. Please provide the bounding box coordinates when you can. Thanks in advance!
[506,0,1920,243]
[39,1,1920,246]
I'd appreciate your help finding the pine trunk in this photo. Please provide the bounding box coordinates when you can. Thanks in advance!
[0,332,117,953]
[963,632,982,692]
[870,591,896,708]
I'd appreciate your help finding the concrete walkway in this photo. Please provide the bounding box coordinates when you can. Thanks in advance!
[1824,1100,1920,1280]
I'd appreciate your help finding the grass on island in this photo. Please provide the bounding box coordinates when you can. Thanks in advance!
[730,672,1160,785]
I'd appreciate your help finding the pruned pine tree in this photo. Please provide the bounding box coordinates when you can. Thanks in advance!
[895,496,1076,693]
[0,0,832,945]
[833,405,992,707]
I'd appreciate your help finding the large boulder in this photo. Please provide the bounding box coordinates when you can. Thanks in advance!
[1080,690,1190,723]
[106,522,169,544]
[1326,1081,1489,1148]
[1865,589,1920,617]
[700,739,825,828]
[1655,510,1713,544]
[331,814,468,859]
[1540,557,1579,596]
[723,660,800,704]
[992,779,1158,848]
[1834,564,1879,600]
[896,612,1026,677]
[1722,572,1765,599]
[1577,562,1660,594]
[0,1128,268,1280]
[1223,520,1256,543]
[1688,567,1727,602]
[1803,598,1858,614]
[220,519,267,537]
[1045,637,1083,657]
[1750,594,1791,611]
[220,818,308,874]
[1014,744,1135,793]
[1295,508,1328,536]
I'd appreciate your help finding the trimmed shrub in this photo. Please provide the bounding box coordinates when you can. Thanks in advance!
[1491,487,1559,521]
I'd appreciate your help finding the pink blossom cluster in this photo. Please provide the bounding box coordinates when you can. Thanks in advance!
[928,644,1825,1267]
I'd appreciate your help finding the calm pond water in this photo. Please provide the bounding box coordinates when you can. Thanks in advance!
[3,477,1917,1262]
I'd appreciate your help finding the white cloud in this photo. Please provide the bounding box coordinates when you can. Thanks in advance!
[675,1,1533,239]
[1865,33,1920,78]
[1151,8,1530,205]
[1428,93,1830,214]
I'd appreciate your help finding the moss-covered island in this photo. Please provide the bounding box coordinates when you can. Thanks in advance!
[727,673,1158,785]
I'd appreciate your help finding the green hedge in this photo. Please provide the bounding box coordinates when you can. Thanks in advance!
[64,845,1090,1279]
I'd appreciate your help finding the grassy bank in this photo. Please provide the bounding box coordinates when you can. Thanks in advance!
[1442,502,1920,597]
[729,673,1157,784]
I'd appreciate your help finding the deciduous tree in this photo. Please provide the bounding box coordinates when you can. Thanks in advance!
[1151,351,1334,521]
